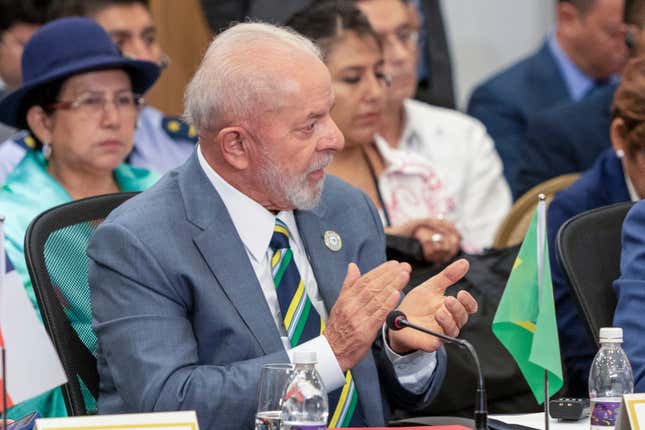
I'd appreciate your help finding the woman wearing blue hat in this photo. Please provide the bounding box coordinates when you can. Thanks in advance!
[0,16,161,419]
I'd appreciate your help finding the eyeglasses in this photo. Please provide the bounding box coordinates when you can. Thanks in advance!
[47,91,144,118]
[377,27,419,52]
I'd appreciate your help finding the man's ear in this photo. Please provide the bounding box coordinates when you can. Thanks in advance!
[26,106,54,145]
[217,126,251,170]
[557,1,582,38]
[611,117,628,154]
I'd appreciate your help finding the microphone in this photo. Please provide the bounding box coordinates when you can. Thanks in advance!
[387,310,488,430]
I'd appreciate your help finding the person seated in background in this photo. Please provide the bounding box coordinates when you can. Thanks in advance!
[614,200,645,392]
[468,0,628,196]
[287,0,507,262]
[0,0,69,152]
[286,2,457,264]
[88,21,478,430]
[0,0,197,182]
[515,0,645,199]
[0,17,160,419]
[354,0,511,253]
[82,0,197,173]
[0,0,48,97]
[288,5,546,418]
[547,56,645,396]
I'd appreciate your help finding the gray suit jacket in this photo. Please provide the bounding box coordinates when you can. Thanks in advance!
[88,152,446,430]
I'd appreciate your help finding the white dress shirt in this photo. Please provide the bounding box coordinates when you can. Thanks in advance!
[624,169,641,202]
[385,98,512,252]
[197,147,436,394]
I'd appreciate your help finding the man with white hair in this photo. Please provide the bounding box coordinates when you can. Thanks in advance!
[88,22,477,429]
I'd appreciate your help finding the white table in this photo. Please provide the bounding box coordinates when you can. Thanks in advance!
[490,413,588,430]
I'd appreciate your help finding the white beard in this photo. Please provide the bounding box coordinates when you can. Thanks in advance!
[257,151,332,210]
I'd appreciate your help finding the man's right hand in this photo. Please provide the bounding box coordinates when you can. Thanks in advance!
[323,260,411,372]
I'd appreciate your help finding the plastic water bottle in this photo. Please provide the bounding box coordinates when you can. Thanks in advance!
[589,327,633,430]
[280,351,328,430]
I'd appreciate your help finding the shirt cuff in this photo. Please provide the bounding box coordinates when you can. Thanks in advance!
[381,325,437,394]
[285,335,346,393]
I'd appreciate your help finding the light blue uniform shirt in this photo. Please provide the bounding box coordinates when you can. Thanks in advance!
[128,105,196,173]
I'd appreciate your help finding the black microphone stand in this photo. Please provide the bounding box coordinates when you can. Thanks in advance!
[387,310,488,430]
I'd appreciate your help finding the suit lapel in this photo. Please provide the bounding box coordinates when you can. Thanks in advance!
[532,42,571,106]
[178,153,283,355]
[177,155,387,423]
[295,203,346,313]
[296,199,386,425]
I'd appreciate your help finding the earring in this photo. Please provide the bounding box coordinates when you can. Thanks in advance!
[42,142,52,160]
[159,53,172,70]
[616,149,625,159]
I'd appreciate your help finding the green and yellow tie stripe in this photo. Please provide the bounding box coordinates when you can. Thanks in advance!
[269,219,364,427]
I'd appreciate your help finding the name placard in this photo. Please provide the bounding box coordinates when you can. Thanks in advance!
[616,393,645,430]
[35,411,199,430]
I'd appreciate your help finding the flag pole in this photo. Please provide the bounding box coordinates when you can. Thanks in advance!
[544,369,549,430]
[0,216,6,430]
[1,347,6,430]
[536,194,550,430]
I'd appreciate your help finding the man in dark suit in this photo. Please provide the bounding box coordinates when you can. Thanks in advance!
[514,0,645,199]
[514,84,617,199]
[467,0,627,195]
[88,22,478,430]
[547,54,645,394]
[548,148,630,395]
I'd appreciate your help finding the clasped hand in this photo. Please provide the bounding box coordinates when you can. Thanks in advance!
[386,218,461,263]
[323,259,477,372]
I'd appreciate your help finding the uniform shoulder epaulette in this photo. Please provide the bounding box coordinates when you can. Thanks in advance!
[161,116,198,144]
[10,130,37,151]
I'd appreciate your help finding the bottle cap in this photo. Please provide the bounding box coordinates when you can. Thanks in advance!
[599,327,623,342]
[293,350,317,364]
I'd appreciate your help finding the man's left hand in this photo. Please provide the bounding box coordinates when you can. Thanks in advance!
[388,259,478,354]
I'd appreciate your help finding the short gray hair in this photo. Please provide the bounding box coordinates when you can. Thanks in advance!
[184,22,322,133]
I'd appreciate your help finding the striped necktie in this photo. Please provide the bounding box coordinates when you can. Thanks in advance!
[269,218,366,427]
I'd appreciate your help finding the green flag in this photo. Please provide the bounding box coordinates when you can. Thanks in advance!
[492,210,564,404]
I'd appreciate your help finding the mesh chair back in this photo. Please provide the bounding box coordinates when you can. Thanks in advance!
[24,192,137,416]
[555,202,634,348]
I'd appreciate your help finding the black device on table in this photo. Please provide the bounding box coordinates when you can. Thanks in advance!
[549,398,591,421]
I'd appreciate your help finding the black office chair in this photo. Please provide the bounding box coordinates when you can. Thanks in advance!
[23,192,138,416]
[555,201,634,348]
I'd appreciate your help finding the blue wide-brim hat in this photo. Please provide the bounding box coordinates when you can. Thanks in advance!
[0,17,161,128]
